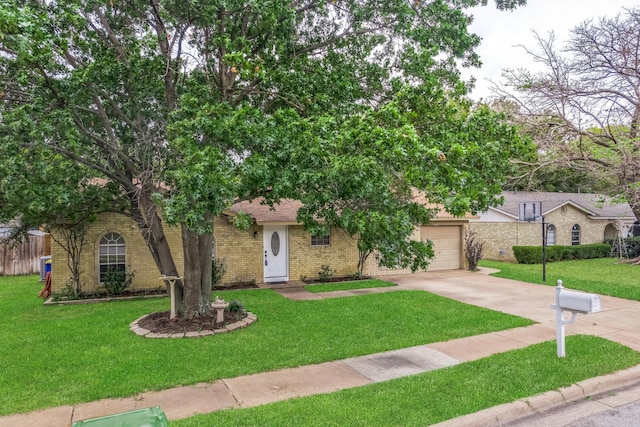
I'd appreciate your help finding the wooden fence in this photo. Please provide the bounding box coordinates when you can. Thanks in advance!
[0,233,50,276]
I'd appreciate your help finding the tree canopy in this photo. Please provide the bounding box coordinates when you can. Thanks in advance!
[494,7,640,219]
[0,0,529,318]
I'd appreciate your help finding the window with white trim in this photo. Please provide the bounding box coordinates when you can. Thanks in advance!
[546,224,556,246]
[311,230,330,246]
[571,224,581,246]
[99,232,126,282]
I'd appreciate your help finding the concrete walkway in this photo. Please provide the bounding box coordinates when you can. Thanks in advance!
[4,269,640,426]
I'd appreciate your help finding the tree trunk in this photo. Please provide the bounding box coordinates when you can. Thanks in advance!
[129,197,180,277]
[125,182,214,318]
[356,246,372,277]
[179,224,213,319]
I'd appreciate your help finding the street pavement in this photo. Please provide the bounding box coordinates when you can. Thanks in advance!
[3,268,640,426]
[503,380,640,427]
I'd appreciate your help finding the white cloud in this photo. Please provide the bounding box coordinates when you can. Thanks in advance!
[464,0,637,100]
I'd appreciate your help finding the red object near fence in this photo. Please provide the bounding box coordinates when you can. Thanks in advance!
[39,271,52,299]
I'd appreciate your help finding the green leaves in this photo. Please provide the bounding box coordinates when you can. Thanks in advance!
[0,0,529,283]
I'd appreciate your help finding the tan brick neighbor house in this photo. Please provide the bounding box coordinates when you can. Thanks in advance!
[469,191,637,262]
[49,198,472,294]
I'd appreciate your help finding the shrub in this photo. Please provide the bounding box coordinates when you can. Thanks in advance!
[546,245,568,262]
[211,257,226,285]
[350,271,363,280]
[624,237,640,258]
[58,278,83,300]
[513,244,609,264]
[512,246,542,264]
[570,243,610,260]
[464,230,484,271]
[318,264,336,282]
[227,299,247,321]
[103,268,135,296]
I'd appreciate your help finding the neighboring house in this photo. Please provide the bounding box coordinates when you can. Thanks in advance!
[49,198,472,293]
[469,191,636,262]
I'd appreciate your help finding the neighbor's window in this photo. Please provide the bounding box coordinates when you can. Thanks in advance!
[546,224,556,246]
[99,232,126,282]
[311,230,330,246]
[571,224,581,246]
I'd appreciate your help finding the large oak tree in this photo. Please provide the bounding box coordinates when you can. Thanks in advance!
[0,0,528,318]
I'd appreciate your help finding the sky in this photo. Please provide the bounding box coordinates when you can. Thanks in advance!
[464,0,638,100]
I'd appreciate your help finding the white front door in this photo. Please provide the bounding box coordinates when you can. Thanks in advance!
[263,225,288,282]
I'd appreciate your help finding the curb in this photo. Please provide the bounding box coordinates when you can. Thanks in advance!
[432,364,640,426]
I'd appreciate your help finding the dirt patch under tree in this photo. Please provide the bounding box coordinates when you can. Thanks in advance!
[138,310,248,334]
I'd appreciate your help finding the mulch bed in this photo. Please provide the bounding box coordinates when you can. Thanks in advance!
[137,310,247,334]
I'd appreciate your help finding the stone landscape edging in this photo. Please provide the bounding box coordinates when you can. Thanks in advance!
[129,312,257,338]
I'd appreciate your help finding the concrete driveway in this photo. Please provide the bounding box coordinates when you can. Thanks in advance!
[380,268,640,354]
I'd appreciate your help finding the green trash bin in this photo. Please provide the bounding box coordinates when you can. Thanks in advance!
[71,406,168,427]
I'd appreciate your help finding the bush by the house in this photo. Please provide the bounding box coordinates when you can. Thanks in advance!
[513,244,610,264]
[318,264,336,282]
[464,230,484,271]
[512,246,565,264]
[568,244,611,260]
[103,268,135,295]
[211,257,226,286]
[624,237,640,258]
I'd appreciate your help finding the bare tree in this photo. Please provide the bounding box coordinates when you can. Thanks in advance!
[49,223,87,297]
[464,230,484,271]
[494,8,640,220]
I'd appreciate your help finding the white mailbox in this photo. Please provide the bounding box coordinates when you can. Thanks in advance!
[551,280,602,358]
[558,290,601,314]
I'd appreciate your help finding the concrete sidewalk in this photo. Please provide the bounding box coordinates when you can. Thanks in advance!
[4,269,640,426]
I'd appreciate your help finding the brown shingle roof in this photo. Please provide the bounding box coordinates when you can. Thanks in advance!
[230,195,473,224]
[230,199,302,224]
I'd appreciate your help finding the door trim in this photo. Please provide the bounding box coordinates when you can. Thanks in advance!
[263,225,289,282]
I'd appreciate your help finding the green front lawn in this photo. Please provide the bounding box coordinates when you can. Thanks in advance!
[174,335,640,427]
[479,258,640,300]
[0,275,532,416]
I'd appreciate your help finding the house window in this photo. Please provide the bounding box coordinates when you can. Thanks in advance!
[546,224,556,246]
[571,224,581,246]
[311,230,330,246]
[99,232,126,282]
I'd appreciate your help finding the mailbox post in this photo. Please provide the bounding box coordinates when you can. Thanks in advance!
[550,280,601,357]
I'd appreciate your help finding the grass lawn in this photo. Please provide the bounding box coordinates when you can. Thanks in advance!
[479,258,640,300]
[0,275,533,416]
[173,335,640,427]
[304,279,396,293]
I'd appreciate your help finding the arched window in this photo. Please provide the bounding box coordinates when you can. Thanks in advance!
[604,223,617,241]
[571,224,581,246]
[546,224,556,246]
[99,232,126,282]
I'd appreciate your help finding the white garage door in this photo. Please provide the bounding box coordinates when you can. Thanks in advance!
[421,225,462,271]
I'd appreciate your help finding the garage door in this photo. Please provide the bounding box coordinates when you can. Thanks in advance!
[421,225,462,271]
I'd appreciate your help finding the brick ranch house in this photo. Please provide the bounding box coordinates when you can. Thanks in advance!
[49,198,472,293]
[469,191,636,262]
